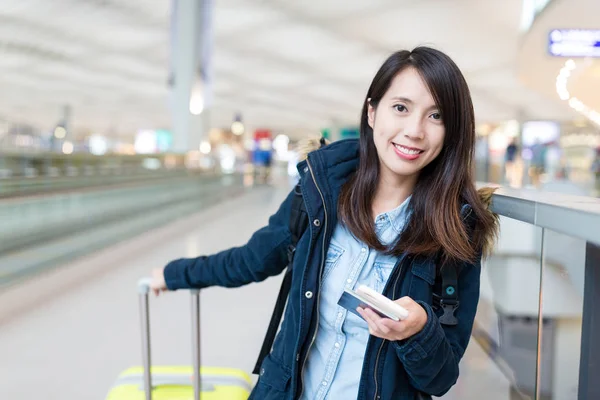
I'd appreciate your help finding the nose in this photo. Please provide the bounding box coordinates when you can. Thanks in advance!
[403,115,425,140]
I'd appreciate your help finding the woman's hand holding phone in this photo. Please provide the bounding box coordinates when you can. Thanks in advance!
[357,296,428,341]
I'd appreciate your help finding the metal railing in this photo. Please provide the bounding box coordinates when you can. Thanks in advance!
[457,185,600,400]
[0,169,193,198]
[0,174,247,288]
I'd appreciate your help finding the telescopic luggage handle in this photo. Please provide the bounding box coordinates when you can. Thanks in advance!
[137,278,201,400]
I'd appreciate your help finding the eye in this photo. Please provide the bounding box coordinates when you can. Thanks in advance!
[430,112,442,121]
[394,104,407,113]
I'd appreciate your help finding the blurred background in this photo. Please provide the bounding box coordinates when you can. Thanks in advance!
[0,1,599,399]
[0,0,598,195]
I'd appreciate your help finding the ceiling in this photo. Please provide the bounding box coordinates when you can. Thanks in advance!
[517,0,600,126]
[0,0,581,141]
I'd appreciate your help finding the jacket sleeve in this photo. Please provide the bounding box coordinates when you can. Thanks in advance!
[163,188,295,290]
[393,257,481,397]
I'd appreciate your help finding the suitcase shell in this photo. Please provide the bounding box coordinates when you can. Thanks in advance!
[106,366,251,400]
[105,278,252,400]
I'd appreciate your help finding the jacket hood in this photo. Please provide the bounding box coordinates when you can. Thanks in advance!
[295,136,499,257]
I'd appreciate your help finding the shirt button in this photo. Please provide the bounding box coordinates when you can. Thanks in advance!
[296,353,300,361]
[313,219,321,227]
[361,248,366,252]
[304,167,308,173]
[260,368,265,376]
[346,279,352,284]
[305,291,313,299]
[322,381,328,386]
[334,342,340,348]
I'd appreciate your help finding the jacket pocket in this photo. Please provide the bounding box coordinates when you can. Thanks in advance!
[257,355,292,392]
[408,258,436,303]
[321,240,345,283]
[411,258,436,284]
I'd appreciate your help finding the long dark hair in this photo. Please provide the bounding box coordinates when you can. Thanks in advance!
[338,47,497,263]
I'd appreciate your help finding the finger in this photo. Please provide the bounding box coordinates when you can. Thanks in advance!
[380,318,406,339]
[394,296,413,307]
[374,317,392,335]
[366,319,379,336]
[358,308,380,335]
[362,308,396,335]
[356,307,365,321]
[359,306,382,322]
[357,307,372,325]
[363,309,390,337]
[362,307,383,323]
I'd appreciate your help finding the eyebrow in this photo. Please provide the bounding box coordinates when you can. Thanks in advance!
[391,96,413,104]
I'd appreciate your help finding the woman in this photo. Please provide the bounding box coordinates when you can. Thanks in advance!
[150,46,498,400]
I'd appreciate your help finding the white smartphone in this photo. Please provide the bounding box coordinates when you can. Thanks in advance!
[338,284,409,321]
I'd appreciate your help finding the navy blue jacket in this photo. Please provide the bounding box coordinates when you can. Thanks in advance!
[164,139,483,400]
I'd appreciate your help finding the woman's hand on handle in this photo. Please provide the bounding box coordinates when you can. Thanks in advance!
[150,267,168,296]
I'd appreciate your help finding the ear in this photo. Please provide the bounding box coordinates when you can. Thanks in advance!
[367,98,375,129]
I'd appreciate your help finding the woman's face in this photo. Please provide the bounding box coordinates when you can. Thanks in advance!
[368,67,446,183]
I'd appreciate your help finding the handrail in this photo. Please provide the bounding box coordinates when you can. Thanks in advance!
[488,186,600,246]
[0,170,193,199]
[475,184,600,399]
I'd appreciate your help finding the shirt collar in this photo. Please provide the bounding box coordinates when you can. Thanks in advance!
[374,195,412,234]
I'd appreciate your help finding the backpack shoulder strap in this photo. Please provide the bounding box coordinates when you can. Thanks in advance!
[436,260,461,326]
[252,138,327,375]
[433,204,474,326]
[252,183,308,374]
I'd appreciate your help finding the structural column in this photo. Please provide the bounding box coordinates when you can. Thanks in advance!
[169,0,214,154]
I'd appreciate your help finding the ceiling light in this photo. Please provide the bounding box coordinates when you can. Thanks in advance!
[231,121,244,135]
[62,141,74,154]
[199,141,211,154]
[190,93,204,115]
[189,79,205,115]
[54,126,66,139]
[555,59,600,127]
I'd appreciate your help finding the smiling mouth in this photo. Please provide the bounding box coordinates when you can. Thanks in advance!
[392,143,424,155]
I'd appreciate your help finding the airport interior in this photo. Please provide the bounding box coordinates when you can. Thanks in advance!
[0,0,599,399]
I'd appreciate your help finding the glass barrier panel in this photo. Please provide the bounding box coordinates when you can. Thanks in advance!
[445,216,543,400]
[539,229,584,400]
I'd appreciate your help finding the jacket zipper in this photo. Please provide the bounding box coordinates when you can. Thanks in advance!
[372,256,407,400]
[297,159,328,400]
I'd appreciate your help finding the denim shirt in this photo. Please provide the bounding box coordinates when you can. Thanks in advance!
[301,196,411,400]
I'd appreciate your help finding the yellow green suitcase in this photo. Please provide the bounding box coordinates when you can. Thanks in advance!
[105,279,252,400]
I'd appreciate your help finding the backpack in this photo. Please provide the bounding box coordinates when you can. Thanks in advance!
[252,182,464,375]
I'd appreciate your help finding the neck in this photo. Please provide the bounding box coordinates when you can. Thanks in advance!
[372,170,417,217]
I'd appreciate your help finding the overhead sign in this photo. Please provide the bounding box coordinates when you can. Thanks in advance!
[549,29,600,57]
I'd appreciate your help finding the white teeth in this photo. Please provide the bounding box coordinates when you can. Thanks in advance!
[394,144,421,155]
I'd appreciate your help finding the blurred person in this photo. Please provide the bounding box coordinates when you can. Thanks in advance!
[149,47,499,400]
[263,151,273,183]
[504,137,519,187]
[593,147,600,195]
[544,140,562,181]
[529,139,546,187]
